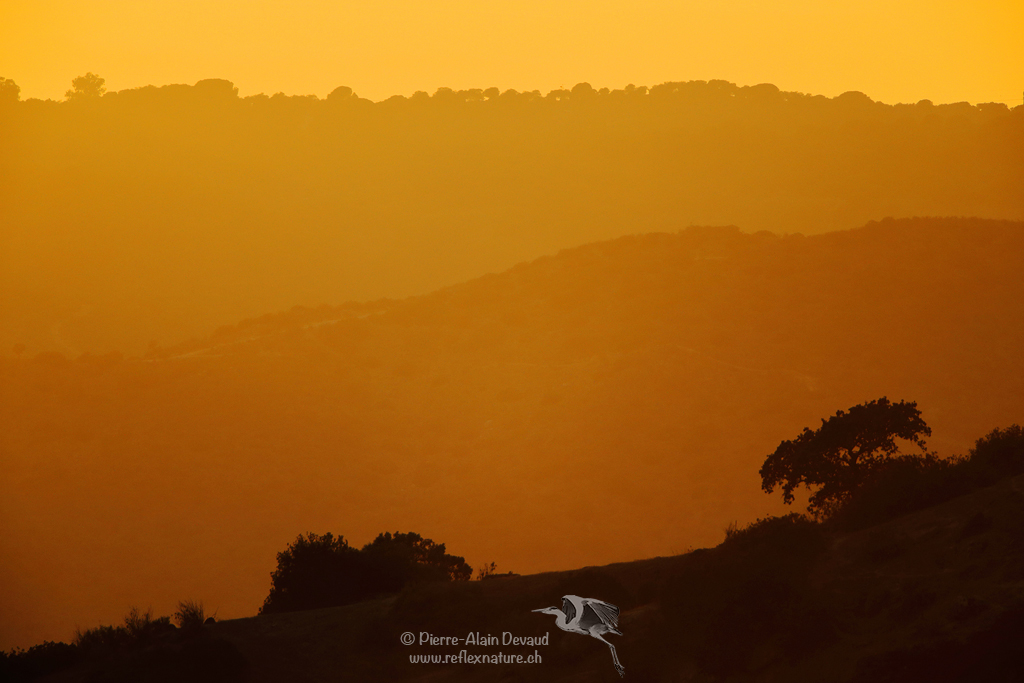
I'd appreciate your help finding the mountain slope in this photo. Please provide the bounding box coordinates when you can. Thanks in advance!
[2,216,1022,650]
[45,471,1024,682]
[223,472,1024,682]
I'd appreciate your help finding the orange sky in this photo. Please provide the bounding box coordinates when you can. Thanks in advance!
[2,0,1021,105]
[2,0,1024,656]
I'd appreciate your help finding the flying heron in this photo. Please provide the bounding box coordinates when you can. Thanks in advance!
[533,595,625,677]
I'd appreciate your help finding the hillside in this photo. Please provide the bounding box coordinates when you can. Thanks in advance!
[2,81,1022,355]
[36,471,1024,682]
[1,216,1022,650]
[218,471,1024,683]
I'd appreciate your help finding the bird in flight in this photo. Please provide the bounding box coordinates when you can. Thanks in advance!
[533,595,625,677]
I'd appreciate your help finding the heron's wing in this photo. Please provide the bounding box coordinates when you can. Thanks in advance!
[580,599,620,630]
[561,597,577,624]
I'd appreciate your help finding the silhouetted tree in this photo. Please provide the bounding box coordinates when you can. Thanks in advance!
[326,85,357,103]
[571,82,597,100]
[260,530,472,615]
[65,72,105,101]
[760,398,931,518]
[193,78,238,99]
[259,532,365,614]
[361,531,472,594]
[0,77,20,104]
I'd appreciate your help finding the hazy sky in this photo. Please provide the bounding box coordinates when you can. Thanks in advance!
[2,0,1021,105]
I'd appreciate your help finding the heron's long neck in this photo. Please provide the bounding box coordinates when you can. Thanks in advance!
[554,611,570,631]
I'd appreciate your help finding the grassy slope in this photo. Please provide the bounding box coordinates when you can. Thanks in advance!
[182,473,1024,682]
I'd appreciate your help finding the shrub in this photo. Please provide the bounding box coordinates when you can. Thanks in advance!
[74,624,130,655]
[0,641,82,682]
[123,606,153,640]
[967,424,1024,482]
[260,532,365,615]
[829,454,969,531]
[174,599,207,630]
[74,607,173,656]
[831,424,1024,531]
[721,513,827,558]
[475,561,498,580]
[361,531,472,593]
[260,530,473,615]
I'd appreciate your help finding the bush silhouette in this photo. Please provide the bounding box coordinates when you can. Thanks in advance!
[260,530,471,615]
[829,454,966,530]
[475,561,498,580]
[967,424,1024,481]
[721,513,826,555]
[174,599,208,630]
[72,607,175,658]
[4,605,245,683]
[361,531,471,591]
[0,641,82,682]
[260,532,365,614]
[832,423,1024,530]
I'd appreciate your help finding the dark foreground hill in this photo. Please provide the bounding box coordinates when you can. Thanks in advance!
[35,471,1024,682]
[2,217,1022,650]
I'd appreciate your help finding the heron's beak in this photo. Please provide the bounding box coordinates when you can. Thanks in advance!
[532,607,551,613]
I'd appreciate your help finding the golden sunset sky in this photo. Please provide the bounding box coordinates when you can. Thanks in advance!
[3,0,1024,657]
[3,0,1021,105]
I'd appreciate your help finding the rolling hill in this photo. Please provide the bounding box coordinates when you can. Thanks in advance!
[28,470,1024,682]
[2,81,1022,356]
[1,216,1022,651]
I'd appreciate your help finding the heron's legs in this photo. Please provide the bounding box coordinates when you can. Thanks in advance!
[590,632,625,678]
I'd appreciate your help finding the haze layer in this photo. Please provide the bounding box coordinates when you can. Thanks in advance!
[2,83,1021,356]
[2,218,1022,649]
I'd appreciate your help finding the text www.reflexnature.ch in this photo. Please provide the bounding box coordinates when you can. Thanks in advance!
[410,650,543,664]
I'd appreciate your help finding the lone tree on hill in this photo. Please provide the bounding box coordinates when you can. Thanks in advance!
[65,72,106,101]
[0,77,20,104]
[760,397,931,519]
